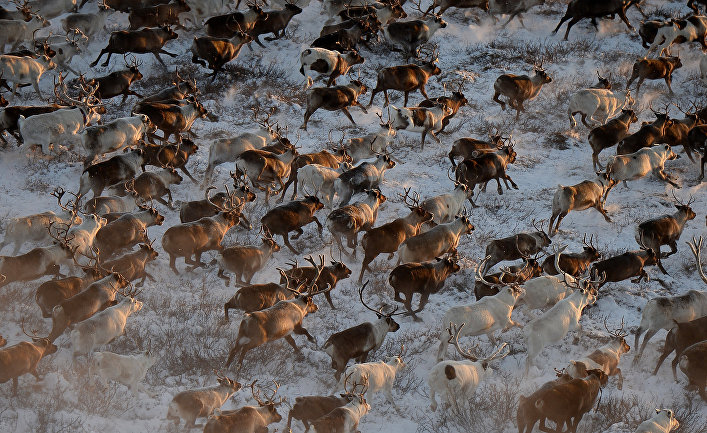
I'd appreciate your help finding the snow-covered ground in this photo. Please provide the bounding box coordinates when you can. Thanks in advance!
[0,0,706,431]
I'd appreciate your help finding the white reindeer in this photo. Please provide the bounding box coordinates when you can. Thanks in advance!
[70,297,143,356]
[338,350,405,411]
[429,322,509,411]
[436,261,524,361]
[567,88,633,128]
[91,351,157,396]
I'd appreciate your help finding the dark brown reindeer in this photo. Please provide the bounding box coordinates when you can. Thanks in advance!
[128,0,191,30]
[278,255,351,309]
[83,56,143,102]
[90,26,179,67]
[247,3,302,48]
[617,110,672,155]
[180,183,255,225]
[190,31,253,81]
[590,248,658,288]
[635,193,696,274]
[588,108,638,170]
[322,283,403,380]
[223,281,294,320]
[93,204,164,259]
[541,235,601,276]
[482,220,551,273]
[301,80,368,130]
[367,56,441,107]
[492,65,552,120]
[204,5,266,38]
[358,188,433,282]
[286,393,354,432]
[141,138,200,182]
[454,145,518,207]
[448,131,505,167]
[389,254,461,320]
[260,195,325,254]
[552,0,644,40]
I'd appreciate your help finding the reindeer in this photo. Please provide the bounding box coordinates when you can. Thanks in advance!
[454,146,519,206]
[420,181,474,224]
[190,31,253,81]
[339,346,406,411]
[617,111,672,155]
[548,172,617,236]
[204,5,266,38]
[652,313,707,380]
[335,154,395,206]
[323,283,403,381]
[261,195,325,254]
[78,149,146,199]
[627,56,682,96]
[552,0,642,40]
[300,48,364,88]
[0,322,57,396]
[588,109,638,170]
[633,289,707,367]
[475,256,542,300]
[90,26,179,67]
[287,394,354,432]
[344,115,396,163]
[70,296,143,357]
[180,184,255,224]
[166,372,242,429]
[383,12,447,59]
[161,190,241,274]
[310,377,370,433]
[436,269,524,360]
[541,235,601,276]
[247,3,302,48]
[482,221,551,273]
[635,194,695,274]
[48,272,132,341]
[141,138,200,182]
[204,381,284,433]
[429,323,509,411]
[492,66,552,120]
[327,189,387,258]
[398,214,474,263]
[419,89,468,133]
[92,350,157,397]
[93,205,164,259]
[280,147,351,202]
[301,81,368,130]
[225,259,332,371]
[359,188,433,282]
[132,97,209,143]
[235,145,298,205]
[368,58,441,108]
[390,254,460,320]
[566,319,630,389]
[84,57,144,102]
[215,236,280,286]
[278,255,351,309]
[636,409,680,433]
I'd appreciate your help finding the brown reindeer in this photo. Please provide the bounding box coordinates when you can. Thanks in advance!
[101,242,159,286]
[617,111,672,155]
[223,281,296,320]
[590,248,658,288]
[132,97,209,143]
[358,188,433,282]
[35,267,103,318]
[247,4,302,48]
[279,255,351,309]
[492,67,552,119]
[141,138,200,182]
[482,221,551,273]
[627,56,682,95]
[635,194,696,274]
[225,259,332,371]
[588,109,638,170]
[534,369,609,432]
[90,26,179,67]
[541,235,601,276]
[203,381,284,433]
[0,322,57,396]
[215,236,280,286]
[389,254,460,320]
[166,372,242,430]
[474,256,542,299]
[161,189,241,274]
[454,145,518,207]
[653,313,707,380]
[93,205,164,260]
[128,0,191,30]
[261,195,325,254]
[368,60,441,107]
[180,183,255,226]
[517,369,574,433]
[322,283,403,380]
[302,81,368,130]
[448,131,505,167]
[287,393,354,432]
[190,31,253,81]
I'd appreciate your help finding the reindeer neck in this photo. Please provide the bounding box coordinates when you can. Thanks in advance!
[672,209,691,227]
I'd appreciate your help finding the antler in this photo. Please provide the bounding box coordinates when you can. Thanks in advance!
[303,255,333,296]
[359,281,400,316]
[47,220,75,248]
[687,236,707,284]
[582,233,597,251]
[603,317,628,339]
[531,218,546,234]
[398,187,420,209]
[447,322,509,363]
[671,190,694,207]
[476,256,505,289]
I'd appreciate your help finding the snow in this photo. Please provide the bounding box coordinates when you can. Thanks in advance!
[0,0,706,432]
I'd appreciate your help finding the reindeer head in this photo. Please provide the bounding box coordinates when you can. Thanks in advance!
[581,234,601,261]
[672,191,696,221]
[261,236,280,253]
[215,371,242,394]
[604,317,630,353]
[399,188,433,222]
[249,380,284,422]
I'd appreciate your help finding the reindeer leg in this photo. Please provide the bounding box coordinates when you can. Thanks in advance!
[283,335,302,355]
[152,52,167,67]
[282,232,300,255]
[595,203,611,222]
[293,324,316,343]
[312,216,323,235]
[291,228,304,240]
[341,107,357,126]
[492,91,506,110]
[169,254,179,274]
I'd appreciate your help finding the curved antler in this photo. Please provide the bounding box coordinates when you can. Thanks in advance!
[687,236,707,284]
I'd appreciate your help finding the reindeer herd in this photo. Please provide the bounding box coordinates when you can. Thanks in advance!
[0,0,706,432]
